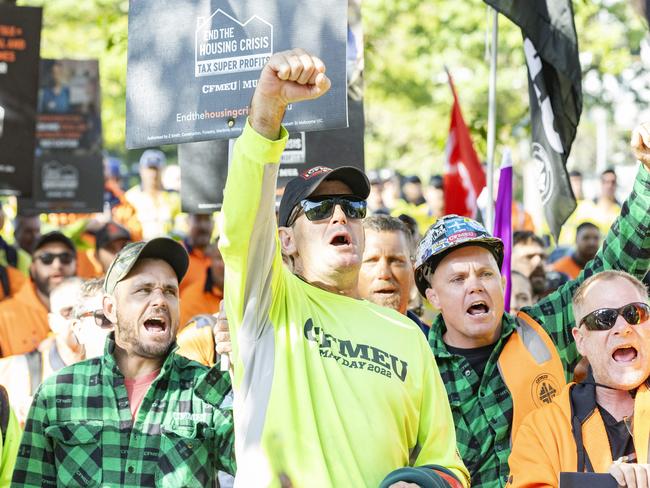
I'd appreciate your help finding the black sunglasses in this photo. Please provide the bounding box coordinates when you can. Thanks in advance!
[35,252,75,265]
[580,302,650,331]
[77,309,113,329]
[288,195,367,226]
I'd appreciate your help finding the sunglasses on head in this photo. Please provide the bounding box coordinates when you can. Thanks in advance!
[288,195,367,226]
[77,309,113,329]
[580,302,650,331]
[35,252,75,265]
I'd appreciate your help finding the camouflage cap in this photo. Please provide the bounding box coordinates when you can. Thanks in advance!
[103,237,189,294]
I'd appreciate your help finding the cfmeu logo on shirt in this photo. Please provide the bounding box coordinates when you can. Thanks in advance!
[303,319,408,381]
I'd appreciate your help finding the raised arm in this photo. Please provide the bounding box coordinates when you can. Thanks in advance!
[525,122,650,376]
[218,49,330,379]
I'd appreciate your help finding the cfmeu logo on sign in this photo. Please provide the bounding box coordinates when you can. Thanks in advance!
[195,9,273,78]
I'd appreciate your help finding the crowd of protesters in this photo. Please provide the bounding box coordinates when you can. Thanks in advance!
[0,49,648,487]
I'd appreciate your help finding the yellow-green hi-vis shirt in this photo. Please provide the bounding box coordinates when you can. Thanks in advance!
[219,120,469,488]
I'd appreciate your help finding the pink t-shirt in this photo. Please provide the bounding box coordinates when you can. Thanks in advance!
[124,369,160,419]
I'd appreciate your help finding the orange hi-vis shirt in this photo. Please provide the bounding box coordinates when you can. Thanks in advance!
[179,278,222,329]
[0,280,50,357]
[0,266,26,302]
[76,248,104,279]
[176,319,215,367]
[180,244,211,293]
[551,255,582,280]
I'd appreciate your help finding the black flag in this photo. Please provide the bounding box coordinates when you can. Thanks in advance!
[484,0,582,240]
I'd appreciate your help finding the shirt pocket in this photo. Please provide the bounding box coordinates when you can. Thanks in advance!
[44,420,103,487]
[156,421,216,488]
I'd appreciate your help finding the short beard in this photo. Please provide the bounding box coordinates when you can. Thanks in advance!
[368,292,402,313]
[31,271,52,298]
[114,307,172,359]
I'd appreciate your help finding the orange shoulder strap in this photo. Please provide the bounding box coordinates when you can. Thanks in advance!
[634,383,650,464]
[498,311,566,441]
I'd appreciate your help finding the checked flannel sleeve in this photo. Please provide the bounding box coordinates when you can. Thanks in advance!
[524,164,650,379]
[195,363,236,474]
[12,384,56,487]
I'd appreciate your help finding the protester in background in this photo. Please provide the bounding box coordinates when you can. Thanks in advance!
[507,271,650,487]
[220,49,467,487]
[413,120,650,488]
[510,271,533,314]
[392,174,435,234]
[0,206,25,299]
[0,263,24,302]
[0,277,84,425]
[13,238,234,486]
[357,215,431,338]
[552,222,601,279]
[124,149,181,240]
[592,168,622,233]
[95,221,132,274]
[569,170,584,201]
[181,212,215,292]
[179,240,223,327]
[104,155,143,241]
[0,232,77,357]
[13,214,41,259]
[76,221,132,278]
[425,174,445,221]
[0,385,20,486]
[71,278,112,360]
[512,231,548,301]
[380,169,402,211]
[366,170,389,215]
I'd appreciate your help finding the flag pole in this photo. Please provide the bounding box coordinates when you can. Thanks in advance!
[486,7,499,233]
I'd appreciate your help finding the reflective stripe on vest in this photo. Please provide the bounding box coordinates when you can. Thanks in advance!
[498,311,566,441]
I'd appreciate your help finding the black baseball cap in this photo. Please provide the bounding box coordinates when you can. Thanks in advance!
[103,237,189,294]
[33,231,76,254]
[95,222,132,250]
[278,165,370,227]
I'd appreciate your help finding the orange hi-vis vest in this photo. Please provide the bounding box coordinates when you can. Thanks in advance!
[498,311,566,442]
[506,381,650,487]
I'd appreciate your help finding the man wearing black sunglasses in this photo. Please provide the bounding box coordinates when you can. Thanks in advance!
[508,271,650,487]
[0,231,77,357]
[219,49,468,488]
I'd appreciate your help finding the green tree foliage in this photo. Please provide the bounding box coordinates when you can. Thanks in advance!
[19,0,128,153]
[17,0,649,172]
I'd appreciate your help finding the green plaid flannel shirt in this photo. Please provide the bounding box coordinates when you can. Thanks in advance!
[12,334,235,487]
[430,166,650,487]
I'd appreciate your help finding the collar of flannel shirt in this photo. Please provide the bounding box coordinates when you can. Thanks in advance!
[428,311,518,358]
[101,332,180,377]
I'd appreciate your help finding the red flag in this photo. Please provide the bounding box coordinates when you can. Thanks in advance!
[443,72,486,217]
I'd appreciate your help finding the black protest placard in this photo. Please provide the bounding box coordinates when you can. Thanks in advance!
[0,5,42,197]
[19,59,104,214]
[126,0,348,149]
[179,139,229,213]
[277,97,365,188]
[179,97,364,211]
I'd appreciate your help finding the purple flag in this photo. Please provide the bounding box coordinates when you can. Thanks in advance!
[493,149,513,311]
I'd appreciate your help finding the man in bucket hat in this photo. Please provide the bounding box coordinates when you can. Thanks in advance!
[414,123,650,487]
[219,48,469,488]
[13,237,235,486]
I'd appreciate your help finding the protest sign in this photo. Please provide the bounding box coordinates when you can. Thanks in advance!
[0,5,42,197]
[126,0,348,148]
[19,59,103,213]
[179,139,229,213]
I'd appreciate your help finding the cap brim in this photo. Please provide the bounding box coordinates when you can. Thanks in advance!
[415,239,504,296]
[104,238,189,293]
